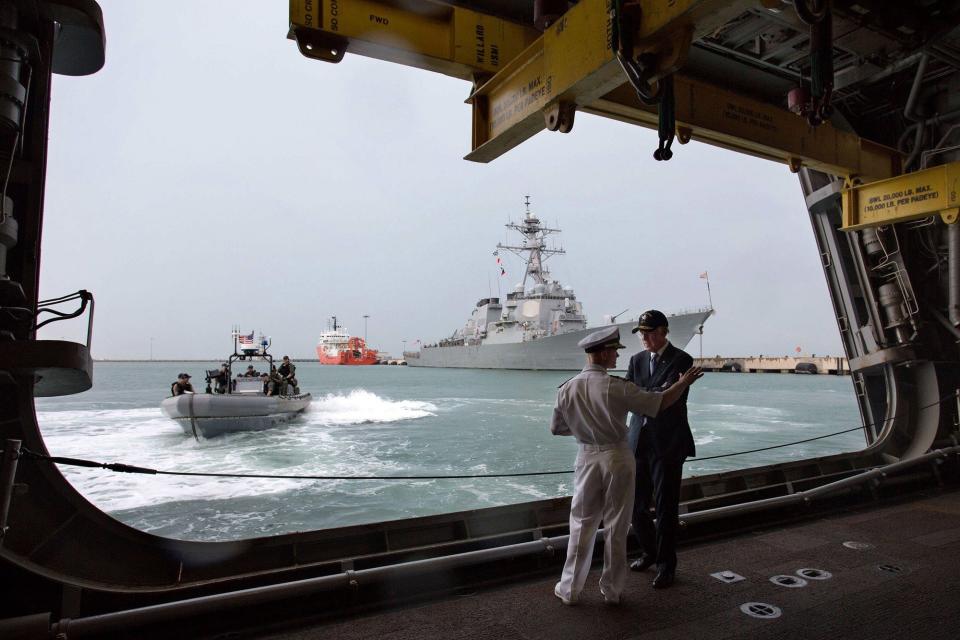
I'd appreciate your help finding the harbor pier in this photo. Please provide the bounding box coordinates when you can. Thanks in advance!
[694,355,848,375]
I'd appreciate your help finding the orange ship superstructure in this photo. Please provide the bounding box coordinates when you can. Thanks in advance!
[316,317,379,365]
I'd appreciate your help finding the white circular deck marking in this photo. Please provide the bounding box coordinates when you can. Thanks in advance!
[740,602,782,619]
[796,568,832,580]
[770,575,808,588]
[842,541,875,550]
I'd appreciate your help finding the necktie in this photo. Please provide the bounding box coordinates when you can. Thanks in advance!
[642,353,659,428]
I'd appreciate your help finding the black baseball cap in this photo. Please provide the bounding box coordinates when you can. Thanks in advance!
[178,373,191,379]
[631,309,669,333]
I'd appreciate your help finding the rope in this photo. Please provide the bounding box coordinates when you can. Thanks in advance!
[17,449,572,479]
[689,388,959,461]
[688,426,862,461]
[34,290,93,331]
[11,390,958,481]
[36,289,87,307]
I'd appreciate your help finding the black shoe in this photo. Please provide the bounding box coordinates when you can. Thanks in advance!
[630,554,655,572]
[652,568,675,589]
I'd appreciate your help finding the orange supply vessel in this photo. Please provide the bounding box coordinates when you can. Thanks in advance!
[316,317,379,365]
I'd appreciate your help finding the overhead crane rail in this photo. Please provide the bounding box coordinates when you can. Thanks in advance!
[288,0,901,180]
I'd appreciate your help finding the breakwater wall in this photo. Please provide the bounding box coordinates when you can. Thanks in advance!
[694,356,848,375]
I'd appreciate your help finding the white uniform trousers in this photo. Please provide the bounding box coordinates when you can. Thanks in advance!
[555,443,636,602]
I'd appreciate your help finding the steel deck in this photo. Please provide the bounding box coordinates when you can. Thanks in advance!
[257,488,960,640]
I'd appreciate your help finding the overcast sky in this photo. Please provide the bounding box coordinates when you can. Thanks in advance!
[38,0,843,360]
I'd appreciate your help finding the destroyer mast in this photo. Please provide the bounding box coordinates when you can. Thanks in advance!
[496,196,565,289]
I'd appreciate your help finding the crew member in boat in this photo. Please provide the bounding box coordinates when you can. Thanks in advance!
[549,326,702,606]
[243,364,259,377]
[278,356,298,394]
[270,366,285,395]
[170,373,194,397]
[261,372,276,396]
[213,363,229,394]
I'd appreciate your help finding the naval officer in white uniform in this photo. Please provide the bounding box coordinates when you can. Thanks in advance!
[550,326,702,605]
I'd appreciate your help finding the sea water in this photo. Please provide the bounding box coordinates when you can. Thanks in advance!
[34,362,864,541]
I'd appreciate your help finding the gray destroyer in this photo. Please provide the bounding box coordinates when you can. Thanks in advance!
[406,202,713,370]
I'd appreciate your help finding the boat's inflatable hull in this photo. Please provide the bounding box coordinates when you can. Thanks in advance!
[160,393,312,438]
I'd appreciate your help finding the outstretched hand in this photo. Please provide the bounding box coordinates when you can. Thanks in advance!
[680,366,704,386]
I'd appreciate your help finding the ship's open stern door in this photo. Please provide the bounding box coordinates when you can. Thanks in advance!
[1,1,960,636]
[286,0,959,460]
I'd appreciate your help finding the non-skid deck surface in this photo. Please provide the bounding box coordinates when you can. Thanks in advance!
[259,491,960,640]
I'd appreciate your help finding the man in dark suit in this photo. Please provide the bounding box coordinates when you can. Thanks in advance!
[626,309,696,589]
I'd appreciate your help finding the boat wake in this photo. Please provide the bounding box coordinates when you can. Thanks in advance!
[307,390,437,426]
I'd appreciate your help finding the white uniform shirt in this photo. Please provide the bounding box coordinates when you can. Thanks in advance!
[550,364,663,445]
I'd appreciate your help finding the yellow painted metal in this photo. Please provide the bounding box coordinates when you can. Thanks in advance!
[288,0,538,80]
[588,80,901,180]
[288,0,902,179]
[841,162,960,230]
[465,0,760,162]
[467,0,621,160]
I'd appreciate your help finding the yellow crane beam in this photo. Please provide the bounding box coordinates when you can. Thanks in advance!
[289,0,901,180]
[587,81,901,181]
[841,161,960,230]
[466,0,752,161]
[288,0,538,78]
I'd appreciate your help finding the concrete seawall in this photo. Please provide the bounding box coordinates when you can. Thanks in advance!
[694,356,848,375]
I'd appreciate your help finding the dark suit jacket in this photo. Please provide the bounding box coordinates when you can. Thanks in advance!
[626,342,695,461]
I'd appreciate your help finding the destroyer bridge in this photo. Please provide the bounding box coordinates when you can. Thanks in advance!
[2,1,960,638]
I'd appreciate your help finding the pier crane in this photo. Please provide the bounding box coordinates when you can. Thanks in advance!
[1,1,960,637]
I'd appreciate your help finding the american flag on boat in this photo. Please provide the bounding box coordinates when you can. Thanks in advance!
[238,331,255,346]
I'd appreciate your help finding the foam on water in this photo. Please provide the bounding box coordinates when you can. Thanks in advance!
[36,390,441,513]
[694,431,723,446]
[307,389,436,425]
[31,364,865,540]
